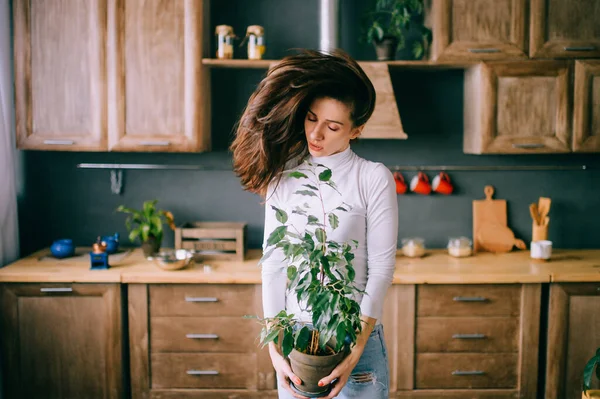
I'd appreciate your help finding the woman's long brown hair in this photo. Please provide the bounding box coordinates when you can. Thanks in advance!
[230,49,376,196]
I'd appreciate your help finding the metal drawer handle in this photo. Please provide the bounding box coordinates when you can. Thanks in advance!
[564,46,595,51]
[186,370,219,376]
[140,141,170,146]
[512,143,545,149]
[468,48,500,53]
[452,333,486,339]
[40,287,73,293]
[186,334,219,339]
[453,296,487,302]
[452,370,485,376]
[43,139,74,145]
[185,297,218,302]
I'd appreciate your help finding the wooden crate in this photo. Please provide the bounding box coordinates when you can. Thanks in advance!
[174,222,247,261]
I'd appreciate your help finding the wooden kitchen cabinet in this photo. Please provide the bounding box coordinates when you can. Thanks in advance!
[464,61,571,154]
[573,60,600,152]
[107,0,210,152]
[128,284,276,398]
[0,283,126,399]
[13,0,108,151]
[429,0,528,62]
[383,284,541,398]
[545,283,600,399]
[530,0,600,59]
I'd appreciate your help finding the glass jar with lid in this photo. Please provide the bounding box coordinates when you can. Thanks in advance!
[245,25,265,60]
[215,25,235,59]
[401,237,426,258]
[447,236,472,257]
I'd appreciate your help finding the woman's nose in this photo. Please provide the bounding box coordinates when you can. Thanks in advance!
[309,124,325,141]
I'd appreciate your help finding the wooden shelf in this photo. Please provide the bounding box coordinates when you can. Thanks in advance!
[202,58,477,70]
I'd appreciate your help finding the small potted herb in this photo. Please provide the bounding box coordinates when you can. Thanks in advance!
[362,0,431,60]
[116,200,175,258]
[583,348,600,398]
[250,161,364,397]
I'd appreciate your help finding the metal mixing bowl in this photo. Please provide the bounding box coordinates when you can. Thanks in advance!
[149,249,194,271]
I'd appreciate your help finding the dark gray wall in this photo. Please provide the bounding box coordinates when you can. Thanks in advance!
[17,0,600,256]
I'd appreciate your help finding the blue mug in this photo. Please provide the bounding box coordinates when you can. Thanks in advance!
[102,233,120,254]
[50,239,75,259]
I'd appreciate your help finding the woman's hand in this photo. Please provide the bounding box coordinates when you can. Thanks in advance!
[268,342,308,399]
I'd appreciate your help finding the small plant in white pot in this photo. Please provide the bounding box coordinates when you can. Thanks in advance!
[583,348,600,398]
[251,161,364,397]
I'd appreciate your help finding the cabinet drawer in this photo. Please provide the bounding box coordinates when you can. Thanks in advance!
[151,316,261,353]
[150,284,258,317]
[416,317,519,353]
[151,353,257,389]
[416,353,517,389]
[417,285,521,317]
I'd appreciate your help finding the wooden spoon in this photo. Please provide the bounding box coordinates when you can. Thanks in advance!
[529,203,540,225]
[538,197,551,220]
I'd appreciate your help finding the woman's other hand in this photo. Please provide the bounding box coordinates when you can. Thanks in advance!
[269,342,308,399]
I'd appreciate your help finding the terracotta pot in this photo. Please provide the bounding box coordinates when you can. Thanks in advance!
[373,36,398,61]
[583,390,600,399]
[141,235,161,258]
[288,346,347,397]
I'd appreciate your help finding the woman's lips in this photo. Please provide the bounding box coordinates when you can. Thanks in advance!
[309,143,323,151]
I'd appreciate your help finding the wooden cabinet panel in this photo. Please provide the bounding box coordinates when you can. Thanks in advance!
[149,284,258,317]
[530,0,600,58]
[416,353,518,389]
[0,283,125,399]
[13,0,107,150]
[416,317,519,353]
[573,61,600,152]
[417,285,521,317]
[151,316,261,353]
[107,0,209,152]
[152,353,257,389]
[545,283,600,399]
[430,0,527,61]
[464,61,571,154]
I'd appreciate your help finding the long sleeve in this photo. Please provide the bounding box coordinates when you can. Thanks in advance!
[360,164,399,320]
[261,181,288,318]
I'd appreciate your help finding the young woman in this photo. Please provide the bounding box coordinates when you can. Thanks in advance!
[231,49,398,399]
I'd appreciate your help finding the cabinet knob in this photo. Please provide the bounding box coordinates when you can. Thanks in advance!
[186,370,219,376]
[40,287,73,293]
[512,143,545,149]
[468,48,500,54]
[186,333,219,339]
[452,333,486,339]
[43,140,74,145]
[140,141,171,146]
[564,46,595,51]
[452,296,487,302]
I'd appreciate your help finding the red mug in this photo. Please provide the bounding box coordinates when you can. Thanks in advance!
[410,172,431,195]
[432,172,454,195]
[394,172,407,194]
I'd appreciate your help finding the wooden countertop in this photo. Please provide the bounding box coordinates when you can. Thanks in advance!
[1,247,599,284]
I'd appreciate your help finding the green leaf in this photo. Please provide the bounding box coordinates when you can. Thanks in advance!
[318,169,332,182]
[315,228,326,243]
[128,228,141,242]
[336,206,347,212]
[582,354,600,392]
[303,184,319,191]
[258,247,275,265]
[347,265,356,282]
[295,326,311,352]
[287,265,297,280]
[267,226,287,246]
[294,190,318,197]
[328,214,339,230]
[307,215,320,225]
[288,171,308,179]
[292,206,307,216]
[282,331,294,357]
[335,322,347,352]
[271,206,288,224]
[141,224,151,242]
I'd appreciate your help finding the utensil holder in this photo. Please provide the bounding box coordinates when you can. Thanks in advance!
[532,222,548,242]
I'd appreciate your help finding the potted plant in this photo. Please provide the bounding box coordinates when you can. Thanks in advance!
[116,200,175,258]
[583,348,600,398]
[362,0,431,61]
[251,161,365,397]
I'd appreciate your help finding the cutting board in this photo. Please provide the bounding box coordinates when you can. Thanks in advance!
[473,186,508,252]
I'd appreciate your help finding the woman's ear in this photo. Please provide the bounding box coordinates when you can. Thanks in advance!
[350,125,365,139]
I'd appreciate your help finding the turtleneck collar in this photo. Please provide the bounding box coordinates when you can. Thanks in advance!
[309,145,354,170]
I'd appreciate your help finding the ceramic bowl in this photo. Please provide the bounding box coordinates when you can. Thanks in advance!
[50,239,75,258]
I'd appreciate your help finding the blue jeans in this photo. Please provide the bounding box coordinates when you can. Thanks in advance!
[277,324,390,398]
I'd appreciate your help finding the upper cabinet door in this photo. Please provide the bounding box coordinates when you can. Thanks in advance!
[430,0,528,61]
[530,0,600,58]
[13,0,107,151]
[573,61,600,152]
[464,61,571,154]
[107,0,209,152]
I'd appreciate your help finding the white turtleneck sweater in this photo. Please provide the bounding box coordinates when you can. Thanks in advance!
[261,147,398,322]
